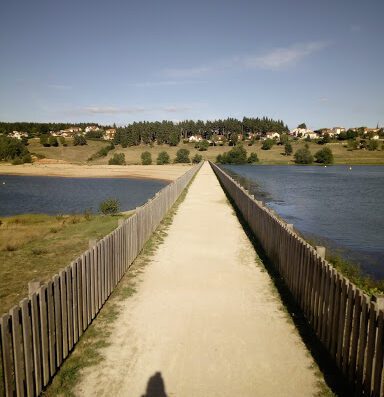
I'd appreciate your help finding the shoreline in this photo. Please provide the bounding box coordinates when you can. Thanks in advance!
[0,163,192,182]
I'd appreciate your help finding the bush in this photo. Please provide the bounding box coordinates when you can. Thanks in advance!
[39,134,50,147]
[284,142,293,156]
[247,152,259,163]
[192,153,203,163]
[195,140,209,151]
[88,143,114,161]
[108,153,126,165]
[49,136,58,147]
[99,198,120,215]
[141,151,152,165]
[168,131,180,146]
[22,153,32,163]
[157,151,170,165]
[347,140,358,151]
[216,144,247,164]
[73,134,87,146]
[294,147,313,164]
[12,157,24,165]
[314,147,334,164]
[174,148,190,163]
[261,139,274,150]
[368,140,379,151]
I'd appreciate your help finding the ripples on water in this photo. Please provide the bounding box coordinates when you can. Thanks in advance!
[223,165,384,279]
[0,175,167,217]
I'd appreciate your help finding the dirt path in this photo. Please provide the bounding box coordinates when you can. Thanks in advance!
[76,162,321,397]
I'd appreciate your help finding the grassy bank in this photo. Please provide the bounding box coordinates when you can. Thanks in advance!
[0,213,127,315]
[27,138,384,165]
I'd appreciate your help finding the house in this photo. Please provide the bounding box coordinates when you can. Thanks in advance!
[188,134,203,143]
[263,131,280,140]
[332,127,346,135]
[290,128,315,138]
[9,131,28,140]
[104,128,116,141]
[85,125,100,133]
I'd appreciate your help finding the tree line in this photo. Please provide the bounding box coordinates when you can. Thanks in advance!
[113,117,289,147]
[0,122,103,136]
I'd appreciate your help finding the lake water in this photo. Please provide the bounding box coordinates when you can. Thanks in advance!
[0,175,167,217]
[223,165,384,279]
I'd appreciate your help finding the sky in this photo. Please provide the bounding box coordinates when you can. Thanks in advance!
[0,0,383,130]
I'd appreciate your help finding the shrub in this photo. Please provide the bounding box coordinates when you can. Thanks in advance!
[99,198,120,215]
[216,144,247,164]
[284,142,293,156]
[314,147,334,164]
[174,148,190,163]
[195,140,209,151]
[368,140,379,151]
[108,153,126,165]
[39,134,50,147]
[294,147,313,164]
[247,152,259,163]
[141,151,152,165]
[12,157,23,165]
[261,139,274,150]
[168,131,180,146]
[73,134,87,146]
[192,153,203,163]
[22,153,32,163]
[157,151,170,165]
[347,140,358,151]
[49,136,58,147]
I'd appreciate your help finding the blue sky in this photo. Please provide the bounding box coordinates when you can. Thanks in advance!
[0,0,383,129]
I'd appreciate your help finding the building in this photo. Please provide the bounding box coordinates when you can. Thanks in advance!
[9,131,28,140]
[104,128,116,141]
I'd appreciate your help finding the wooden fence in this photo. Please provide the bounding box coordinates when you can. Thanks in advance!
[210,161,384,397]
[0,162,203,397]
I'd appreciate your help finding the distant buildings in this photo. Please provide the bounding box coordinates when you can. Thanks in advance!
[104,128,116,140]
[8,131,28,140]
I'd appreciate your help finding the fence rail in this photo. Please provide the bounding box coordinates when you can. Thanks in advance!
[0,162,203,397]
[210,161,384,397]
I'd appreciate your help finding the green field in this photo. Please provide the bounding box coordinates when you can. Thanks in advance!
[0,213,128,315]
[28,138,384,165]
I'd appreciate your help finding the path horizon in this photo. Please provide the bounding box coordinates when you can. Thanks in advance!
[76,162,325,397]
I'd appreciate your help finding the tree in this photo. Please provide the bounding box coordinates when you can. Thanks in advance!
[314,147,334,164]
[73,134,87,146]
[368,140,379,151]
[174,148,190,163]
[216,144,247,164]
[298,123,307,129]
[168,131,180,146]
[49,136,58,147]
[195,140,209,151]
[40,134,50,147]
[192,153,203,163]
[108,153,126,165]
[294,147,313,164]
[284,142,293,156]
[99,198,120,215]
[0,136,29,161]
[261,139,274,150]
[157,151,170,165]
[247,152,259,163]
[141,151,152,165]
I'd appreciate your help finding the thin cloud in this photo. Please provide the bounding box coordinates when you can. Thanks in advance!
[129,80,200,88]
[163,66,211,78]
[81,105,193,115]
[243,41,329,70]
[47,84,72,90]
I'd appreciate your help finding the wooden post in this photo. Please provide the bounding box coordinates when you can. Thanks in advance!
[89,239,97,249]
[316,246,326,259]
[28,280,40,296]
[372,295,384,311]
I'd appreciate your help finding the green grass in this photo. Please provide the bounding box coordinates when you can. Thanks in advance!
[0,213,127,315]
[41,173,194,396]
[29,138,384,165]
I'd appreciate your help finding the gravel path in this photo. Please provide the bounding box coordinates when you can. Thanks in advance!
[76,162,321,397]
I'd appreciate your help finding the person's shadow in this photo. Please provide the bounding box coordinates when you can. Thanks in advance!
[141,372,168,397]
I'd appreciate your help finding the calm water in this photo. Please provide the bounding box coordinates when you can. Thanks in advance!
[0,175,167,216]
[223,165,384,279]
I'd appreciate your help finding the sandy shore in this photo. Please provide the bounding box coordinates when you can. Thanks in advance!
[76,162,321,397]
[0,163,192,181]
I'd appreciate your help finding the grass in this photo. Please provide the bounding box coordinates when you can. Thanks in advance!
[28,138,384,165]
[28,138,108,164]
[0,213,127,315]
[41,171,193,396]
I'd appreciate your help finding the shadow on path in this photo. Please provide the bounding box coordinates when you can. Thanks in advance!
[141,372,168,397]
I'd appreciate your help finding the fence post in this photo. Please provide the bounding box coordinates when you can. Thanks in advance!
[316,246,326,259]
[28,280,41,296]
[89,239,97,249]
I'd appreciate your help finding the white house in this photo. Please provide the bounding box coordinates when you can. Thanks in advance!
[263,131,280,140]
[188,134,203,143]
[9,131,28,140]
[104,128,116,140]
[290,128,316,139]
[332,127,346,135]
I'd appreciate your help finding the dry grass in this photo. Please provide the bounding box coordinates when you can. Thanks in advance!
[29,138,384,165]
[0,213,126,315]
[28,138,107,164]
